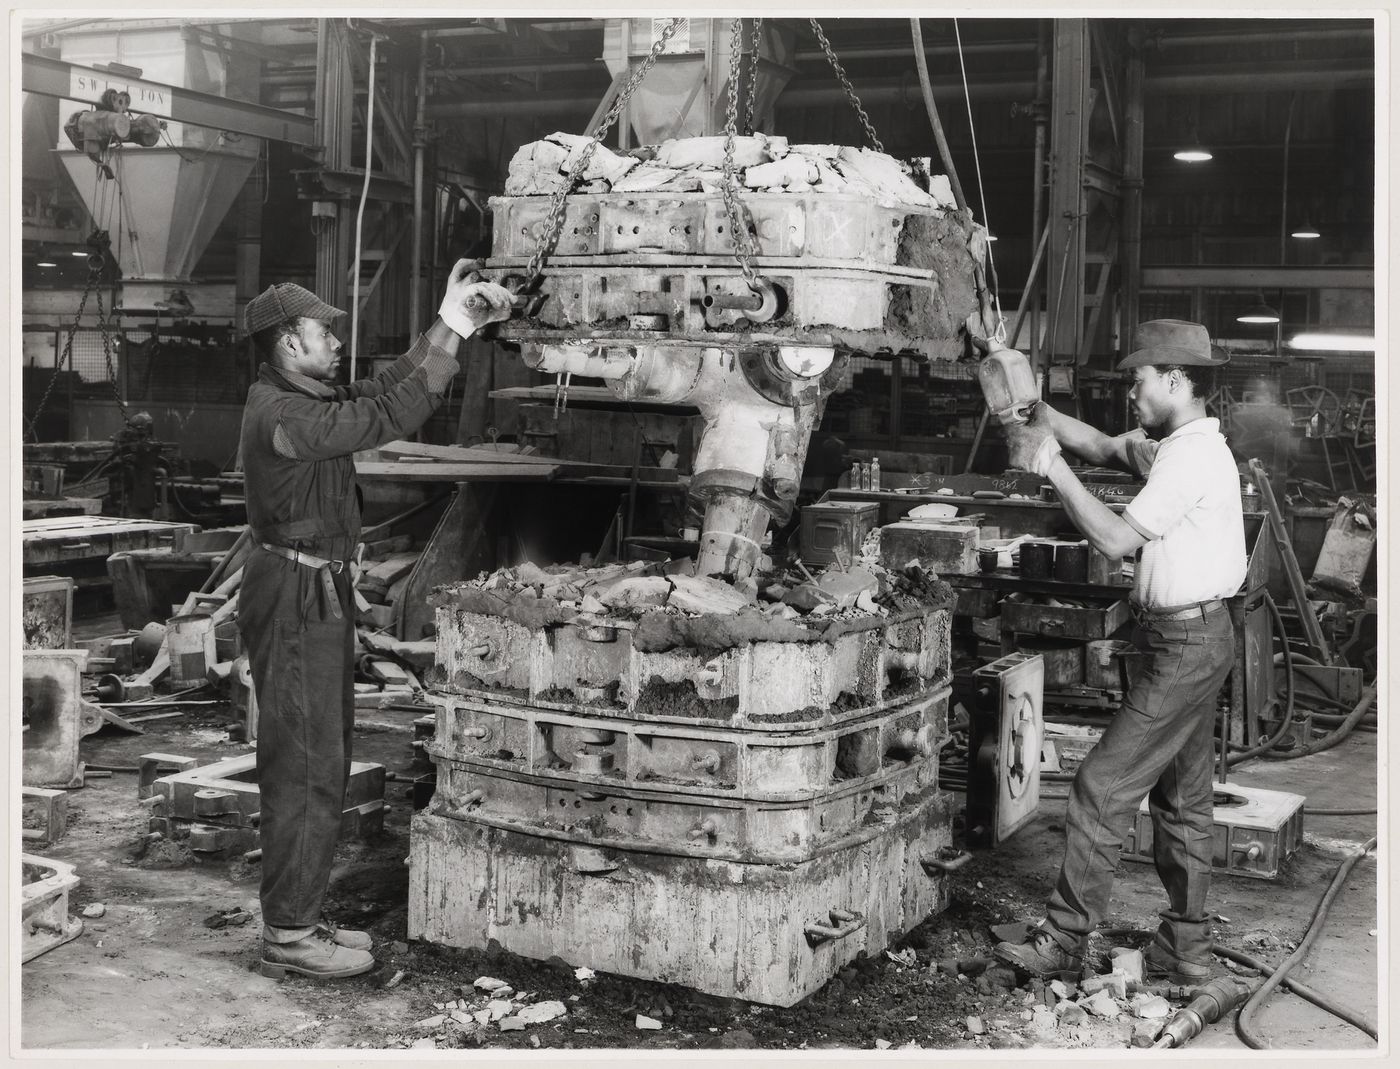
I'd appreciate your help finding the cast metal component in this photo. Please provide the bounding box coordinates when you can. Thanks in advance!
[803,908,866,946]
[920,848,973,875]
[966,652,1044,848]
[24,649,104,789]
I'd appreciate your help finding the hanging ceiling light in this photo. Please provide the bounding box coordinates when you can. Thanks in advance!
[1236,295,1281,325]
[1173,142,1213,163]
[1290,221,1321,239]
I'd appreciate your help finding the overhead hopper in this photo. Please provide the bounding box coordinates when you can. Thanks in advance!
[602,18,797,145]
[49,20,262,314]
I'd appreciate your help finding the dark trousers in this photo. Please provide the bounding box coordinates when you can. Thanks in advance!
[237,549,354,930]
[1044,605,1234,962]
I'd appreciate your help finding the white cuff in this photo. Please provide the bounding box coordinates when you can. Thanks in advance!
[438,300,477,340]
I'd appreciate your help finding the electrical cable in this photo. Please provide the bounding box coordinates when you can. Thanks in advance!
[1235,835,1377,1048]
[909,18,967,211]
[1211,944,1377,1039]
[951,18,1004,337]
[1222,592,1296,765]
[350,31,379,383]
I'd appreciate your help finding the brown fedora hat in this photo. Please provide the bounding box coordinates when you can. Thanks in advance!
[1116,319,1228,369]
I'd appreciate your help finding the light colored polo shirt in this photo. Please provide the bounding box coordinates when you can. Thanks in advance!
[1117,417,1247,610]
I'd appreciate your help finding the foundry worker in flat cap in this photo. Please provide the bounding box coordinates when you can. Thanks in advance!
[993,319,1247,985]
[237,264,512,979]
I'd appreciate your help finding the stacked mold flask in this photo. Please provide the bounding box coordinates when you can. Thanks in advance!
[407,129,988,1006]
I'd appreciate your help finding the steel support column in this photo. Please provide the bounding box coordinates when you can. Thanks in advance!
[314,19,354,314]
[1045,20,1090,365]
[1120,24,1146,363]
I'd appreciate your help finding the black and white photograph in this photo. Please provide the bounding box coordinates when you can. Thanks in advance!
[10,8,1385,1063]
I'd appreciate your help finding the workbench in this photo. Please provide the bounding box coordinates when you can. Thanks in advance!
[819,484,1279,754]
[22,516,198,587]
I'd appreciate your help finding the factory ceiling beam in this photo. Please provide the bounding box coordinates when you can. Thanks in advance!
[22,52,319,146]
[1142,266,1373,289]
[425,59,1373,119]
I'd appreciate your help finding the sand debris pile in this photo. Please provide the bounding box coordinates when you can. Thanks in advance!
[504,132,959,212]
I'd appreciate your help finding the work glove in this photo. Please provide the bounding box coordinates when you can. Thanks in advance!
[1005,403,1062,477]
[438,259,514,338]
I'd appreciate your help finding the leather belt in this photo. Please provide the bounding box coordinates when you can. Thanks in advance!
[261,542,346,620]
[1133,599,1226,622]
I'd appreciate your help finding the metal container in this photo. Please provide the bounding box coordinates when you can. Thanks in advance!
[800,501,878,568]
[1053,542,1090,584]
[1018,541,1055,580]
[166,613,216,688]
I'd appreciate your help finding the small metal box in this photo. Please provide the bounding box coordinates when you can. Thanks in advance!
[1121,781,1305,880]
[799,501,879,567]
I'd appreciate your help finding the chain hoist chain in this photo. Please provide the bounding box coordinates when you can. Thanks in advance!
[809,18,884,153]
[721,16,761,291]
[742,17,763,135]
[24,279,96,442]
[92,283,130,419]
[524,17,683,288]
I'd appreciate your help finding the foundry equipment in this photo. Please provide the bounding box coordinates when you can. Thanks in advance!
[408,17,990,1004]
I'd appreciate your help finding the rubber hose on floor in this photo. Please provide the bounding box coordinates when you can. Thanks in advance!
[1303,807,1377,817]
[1235,836,1378,1048]
[1211,945,1377,1040]
[1261,686,1375,760]
[1224,592,1296,765]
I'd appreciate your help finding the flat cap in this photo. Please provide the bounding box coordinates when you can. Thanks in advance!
[1116,319,1228,370]
[245,283,345,335]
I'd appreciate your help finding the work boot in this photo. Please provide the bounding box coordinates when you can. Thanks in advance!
[259,927,375,979]
[994,928,1083,981]
[317,917,373,951]
[1143,940,1213,986]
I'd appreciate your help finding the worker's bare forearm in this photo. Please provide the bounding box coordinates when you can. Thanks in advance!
[1045,455,1146,558]
[1043,405,1130,470]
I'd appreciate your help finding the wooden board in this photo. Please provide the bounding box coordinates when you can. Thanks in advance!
[354,461,560,483]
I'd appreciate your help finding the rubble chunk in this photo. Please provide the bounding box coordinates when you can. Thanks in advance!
[1055,1003,1088,1026]
[1110,948,1146,984]
[1132,1020,1165,1047]
[1082,989,1122,1018]
[473,976,510,993]
[635,1014,663,1030]
[498,1017,525,1032]
[81,903,106,919]
[1081,971,1128,999]
[516,1000,567,1025]
[965,1015,985,1035]
[1132,994,1171,1019]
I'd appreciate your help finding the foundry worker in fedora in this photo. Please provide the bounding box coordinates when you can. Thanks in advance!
[993,319,1246,984]
[238,264,512,979]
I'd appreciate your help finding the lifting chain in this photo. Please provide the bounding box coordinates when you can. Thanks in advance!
[742,17,763,135]
[720,17,762,292]
[809,18,884,153]
[524,17,683,289]
[93,283,130,421]
[23,254,129,440]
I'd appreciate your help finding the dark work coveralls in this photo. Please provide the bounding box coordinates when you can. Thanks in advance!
[238,337,451,931]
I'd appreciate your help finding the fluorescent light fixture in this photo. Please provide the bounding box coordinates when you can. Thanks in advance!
[70,250,88,257]
[1288,332,1375,352]
[985,234,998,242]
[1290,222,1321,239]
[1236,299,1280,325]
[35,254,57,268]
[1173,145,1213,163]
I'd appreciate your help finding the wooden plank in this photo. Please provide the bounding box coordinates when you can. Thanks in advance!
[354,462,560,483]
[378,440,559,466]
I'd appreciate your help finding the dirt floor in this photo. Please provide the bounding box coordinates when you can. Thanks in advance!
[19,637,1381,1062]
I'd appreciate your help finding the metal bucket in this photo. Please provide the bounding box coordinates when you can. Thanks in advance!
[1018,541,1055,580]
[167,613,216,688]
